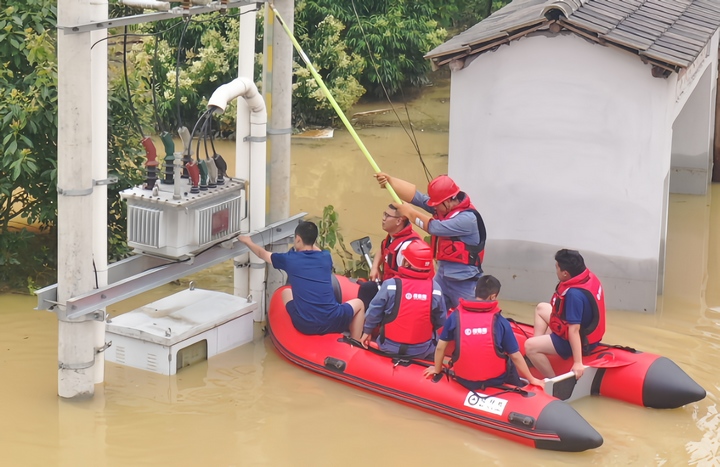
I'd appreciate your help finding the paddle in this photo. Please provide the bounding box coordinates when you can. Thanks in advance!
[350,236,374,271]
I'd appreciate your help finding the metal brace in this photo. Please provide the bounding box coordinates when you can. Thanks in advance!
[250,263,265,269]
[243,135,267,143]
[58,341,113,370]
[266,127,293,135]
[234,260,251,268]
[57,176,119,197]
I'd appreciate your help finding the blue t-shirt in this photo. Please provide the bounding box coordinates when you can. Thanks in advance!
[562,288,594,329]
[271,249,343,326]
[440,309,519,355]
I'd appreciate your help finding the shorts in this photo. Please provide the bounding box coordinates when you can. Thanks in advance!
[286,300,354,335]
[550,333,599,360]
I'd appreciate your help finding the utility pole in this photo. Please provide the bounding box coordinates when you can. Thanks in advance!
[264,0,294,308]
[266,0,293,224]
[57,0,97,398]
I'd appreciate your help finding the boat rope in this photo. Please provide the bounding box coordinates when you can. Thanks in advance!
[270,4,402,205]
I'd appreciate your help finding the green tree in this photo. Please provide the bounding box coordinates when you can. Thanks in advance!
[296,0,447,97]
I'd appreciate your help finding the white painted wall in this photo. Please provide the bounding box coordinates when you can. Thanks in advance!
[447,32,674,311]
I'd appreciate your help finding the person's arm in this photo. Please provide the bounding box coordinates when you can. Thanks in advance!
[395,202,433,233]
[360,282,393,348]
[508,352,544,388]
[562,290,588,379]
[427,211,477,239]
[567,324,585,379]
[237,235,273,263]
[369,248,383,281]
[374,172,417,203]
[430,283,447,330]
[424,340,449,378]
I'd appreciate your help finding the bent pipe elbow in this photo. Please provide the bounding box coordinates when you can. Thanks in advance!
[208,77,265,115]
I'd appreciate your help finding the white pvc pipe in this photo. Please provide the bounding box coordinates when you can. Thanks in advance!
[208,76,267,322]
[90,0,109,385]
[233,5,256,304]
[120,0,170,11]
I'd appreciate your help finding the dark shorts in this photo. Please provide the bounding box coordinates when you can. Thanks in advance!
[550,333,599,360]
[286,300,354,335]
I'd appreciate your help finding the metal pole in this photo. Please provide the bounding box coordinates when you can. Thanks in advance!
[57,0,97,398]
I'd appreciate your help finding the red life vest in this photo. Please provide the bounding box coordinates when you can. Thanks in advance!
[450,298,507,381]
[379,277,434,345]
[381,223,422,280]
[430,194,487,267]
[548,268,606,348]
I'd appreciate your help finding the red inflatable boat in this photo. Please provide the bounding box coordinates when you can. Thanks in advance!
[267,276,705,452]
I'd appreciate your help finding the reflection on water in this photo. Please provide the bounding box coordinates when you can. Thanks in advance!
[1,81,720,465]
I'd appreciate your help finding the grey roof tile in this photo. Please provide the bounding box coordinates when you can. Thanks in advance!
[426,0,720,71]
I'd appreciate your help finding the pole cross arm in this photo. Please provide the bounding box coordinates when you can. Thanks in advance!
[36,213,306,320]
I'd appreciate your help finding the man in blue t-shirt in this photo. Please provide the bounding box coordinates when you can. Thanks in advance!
[524,249,606,379]
[238,221,365,339]
[423,276,543,389]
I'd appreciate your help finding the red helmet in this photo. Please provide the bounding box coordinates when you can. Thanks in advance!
[427,175,460,206]
[402,241,433,270]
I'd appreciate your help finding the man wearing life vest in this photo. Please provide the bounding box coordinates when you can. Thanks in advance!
[357,204,423,311]
[423,276,544,389]
[374,173,487,310]
[359,242,446,359]
[525,249,606,380]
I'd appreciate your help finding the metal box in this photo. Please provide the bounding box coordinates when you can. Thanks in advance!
[105,288,257,375]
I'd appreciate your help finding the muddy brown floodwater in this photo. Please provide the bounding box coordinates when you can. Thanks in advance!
[1,79,718,465]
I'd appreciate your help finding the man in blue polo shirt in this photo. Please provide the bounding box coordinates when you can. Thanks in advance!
[238,221,365,339]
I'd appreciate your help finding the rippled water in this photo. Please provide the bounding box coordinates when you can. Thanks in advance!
[1,80,718,465]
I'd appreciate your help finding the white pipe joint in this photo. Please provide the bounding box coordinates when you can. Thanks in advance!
[208,77,266,117]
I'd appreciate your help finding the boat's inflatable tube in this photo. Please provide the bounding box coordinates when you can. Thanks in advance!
[267,276,603,452]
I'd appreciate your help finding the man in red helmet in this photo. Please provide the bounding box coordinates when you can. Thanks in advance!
[357,204,423,311]
[374,172,486,310]
[359,241,446,359]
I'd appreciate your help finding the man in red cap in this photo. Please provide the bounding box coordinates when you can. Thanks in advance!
[374,172,486,310]
[359,241,446,359]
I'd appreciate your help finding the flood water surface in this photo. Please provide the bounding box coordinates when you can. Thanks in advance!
[1,81,719,465]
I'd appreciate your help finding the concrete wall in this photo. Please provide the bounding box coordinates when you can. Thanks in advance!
[447,32,673,311]
[668,31,719,196]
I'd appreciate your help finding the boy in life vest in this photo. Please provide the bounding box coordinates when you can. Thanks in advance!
[524,249,606,380]
[423,276,544,389]
[374,173,486,310]
[359,241,446,359]
[238,221,365,339]
[357,204,422,311]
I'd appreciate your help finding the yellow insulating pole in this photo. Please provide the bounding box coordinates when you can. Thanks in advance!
[270,4,402,205]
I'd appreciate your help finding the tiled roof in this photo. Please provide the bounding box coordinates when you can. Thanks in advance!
[426,0,720,72]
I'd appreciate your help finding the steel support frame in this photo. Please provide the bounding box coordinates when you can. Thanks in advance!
[58,0,265,34]
[36,213,304,319]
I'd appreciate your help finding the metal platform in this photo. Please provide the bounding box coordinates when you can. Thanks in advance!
[35,213,304,320]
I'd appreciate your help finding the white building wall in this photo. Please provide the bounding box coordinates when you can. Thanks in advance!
[448,32,672,311]
[668,30,719,195]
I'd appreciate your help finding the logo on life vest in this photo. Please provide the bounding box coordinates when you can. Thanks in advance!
[463,391,508,415]
[463,327,488,336]
[405,292,428,301]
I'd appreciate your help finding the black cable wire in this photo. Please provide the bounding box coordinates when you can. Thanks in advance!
[123,26,145,137]
[152,34,165,134]
[175,18,191,130]
[349,0,433,182]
